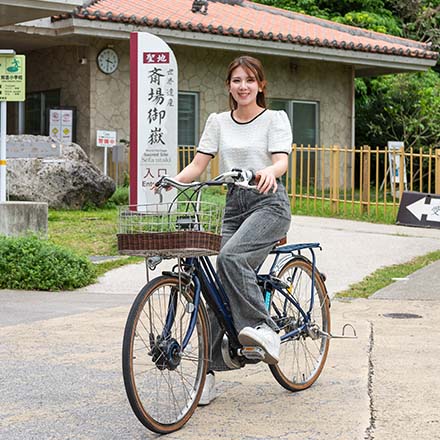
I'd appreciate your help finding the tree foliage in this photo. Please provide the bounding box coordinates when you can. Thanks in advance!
[331,10,402,35]
[254,0,440,148]
[356,70,440,148]
[255,0,439,44]
[387,0,440,51]
[255,0,402,34]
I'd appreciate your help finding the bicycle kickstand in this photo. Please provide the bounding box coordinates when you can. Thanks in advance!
[321,323,357,339]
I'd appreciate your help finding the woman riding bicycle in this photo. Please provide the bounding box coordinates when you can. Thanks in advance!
[171,55,292,404]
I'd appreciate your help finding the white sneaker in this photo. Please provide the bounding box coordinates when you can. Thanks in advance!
[238,323,280,365]
[198,372,216,406]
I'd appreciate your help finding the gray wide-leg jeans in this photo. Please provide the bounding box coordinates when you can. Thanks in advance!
[208,183,291,371]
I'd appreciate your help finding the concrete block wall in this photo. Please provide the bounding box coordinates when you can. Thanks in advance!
[0,202,48,237]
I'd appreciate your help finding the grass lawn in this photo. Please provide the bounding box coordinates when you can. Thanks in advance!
[48,187,440,293]
[48,208,119,256]
[48,187,227,258]
[48,186,399,260]
[336,249,440,299]
[291,197,398,224]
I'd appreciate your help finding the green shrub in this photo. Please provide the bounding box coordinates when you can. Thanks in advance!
[106,186,129,207]
[81,200,98,211]
[0,235,97,291]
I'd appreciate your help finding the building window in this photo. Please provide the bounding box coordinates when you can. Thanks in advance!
[269,99,320,185]
[269,99,319,146]
[25,89,60,135]
[178,92,199,170]
[292,101,319,146]
[178,92,199,146]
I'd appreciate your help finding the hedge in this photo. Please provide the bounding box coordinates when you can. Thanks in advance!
[0,235,97,291]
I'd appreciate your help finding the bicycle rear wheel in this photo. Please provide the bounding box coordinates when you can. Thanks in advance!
[269,257,330,391]
[122,275,208,434]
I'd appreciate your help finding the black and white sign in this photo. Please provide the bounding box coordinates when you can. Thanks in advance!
[130,32,178,207]
[397,191,440,229]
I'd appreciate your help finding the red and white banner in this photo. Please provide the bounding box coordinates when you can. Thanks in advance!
[130,32,178,207]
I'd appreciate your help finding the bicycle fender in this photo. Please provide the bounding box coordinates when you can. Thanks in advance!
[274,255,330,306]
[272,254,301,274]
[162,270,192,285]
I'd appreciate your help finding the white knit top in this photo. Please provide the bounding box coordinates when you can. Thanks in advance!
[196,109,292,174]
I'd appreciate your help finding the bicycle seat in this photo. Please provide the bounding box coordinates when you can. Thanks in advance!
[273,236,287,247]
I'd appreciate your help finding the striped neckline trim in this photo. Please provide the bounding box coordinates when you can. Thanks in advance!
[230,108,267,125]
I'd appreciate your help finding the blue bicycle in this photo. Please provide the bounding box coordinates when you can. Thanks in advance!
[120,170,331,434]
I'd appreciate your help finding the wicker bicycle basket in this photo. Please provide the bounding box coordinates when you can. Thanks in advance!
[117,201,224,257]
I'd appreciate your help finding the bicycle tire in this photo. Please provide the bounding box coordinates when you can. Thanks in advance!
[122,275,209,434]
[269,257,330,391]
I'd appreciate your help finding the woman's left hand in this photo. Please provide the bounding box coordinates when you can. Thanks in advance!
[255,168,278,194]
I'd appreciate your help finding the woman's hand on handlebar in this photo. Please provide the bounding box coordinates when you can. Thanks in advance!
[151,175,203,191]
[150,168,276,193]
[255,168,278,194]
[151,176,172,192]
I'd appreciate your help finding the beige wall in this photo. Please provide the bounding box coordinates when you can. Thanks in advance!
[89,39,130,168]
[24,42,353,175]
[174,46,353,149]
[26,45,91,154]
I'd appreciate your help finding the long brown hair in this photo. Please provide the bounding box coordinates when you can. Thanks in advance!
[226,56,267,110]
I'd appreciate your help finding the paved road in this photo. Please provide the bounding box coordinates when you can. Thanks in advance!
[1,215,439,439]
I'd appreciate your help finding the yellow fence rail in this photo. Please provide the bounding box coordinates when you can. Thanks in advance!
[111,145,440,222]
[289,144,440,221]
[107,144,217,186]
[178,145,219,179]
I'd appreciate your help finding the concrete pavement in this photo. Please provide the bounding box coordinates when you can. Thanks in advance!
[1,215,440,439]
[77,215,440,298]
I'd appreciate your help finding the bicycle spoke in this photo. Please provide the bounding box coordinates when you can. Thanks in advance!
[122,276,208,432]
[269,258,330,391]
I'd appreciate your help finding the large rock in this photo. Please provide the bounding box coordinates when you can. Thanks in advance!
[7,135,115,209]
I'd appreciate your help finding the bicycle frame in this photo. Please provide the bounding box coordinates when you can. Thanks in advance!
[171,242,322,353]
[122,170,336,434]
[258,242,322,342]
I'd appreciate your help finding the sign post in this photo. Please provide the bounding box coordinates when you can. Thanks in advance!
[387,141,407,198]
[130,32,178,208]
[0,100,6,202]
[0,50,25,202]
[96,130,117,176]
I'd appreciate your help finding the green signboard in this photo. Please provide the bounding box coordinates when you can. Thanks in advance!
[0,55,25,102]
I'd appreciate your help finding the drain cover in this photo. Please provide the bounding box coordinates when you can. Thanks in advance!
[383,313,422,319]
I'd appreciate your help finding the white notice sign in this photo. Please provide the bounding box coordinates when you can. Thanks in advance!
[130,32,178,207]
[61,111,73,142]
[97,130,117,176]
[49,109,73,143]
[387,141,407,197]
[97,130,117,148]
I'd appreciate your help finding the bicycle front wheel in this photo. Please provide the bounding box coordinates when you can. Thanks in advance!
[122,275,208,434]
[269,257,330,391]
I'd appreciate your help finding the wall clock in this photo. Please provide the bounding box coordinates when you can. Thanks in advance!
[96,47,119,74]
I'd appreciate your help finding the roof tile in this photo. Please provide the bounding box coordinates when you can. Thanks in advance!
[53,0,438,60]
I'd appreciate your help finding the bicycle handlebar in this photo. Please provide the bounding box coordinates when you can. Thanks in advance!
[154,169,257,193]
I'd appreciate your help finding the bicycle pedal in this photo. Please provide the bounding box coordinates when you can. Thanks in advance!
[239,346,265,361]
